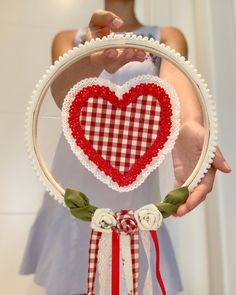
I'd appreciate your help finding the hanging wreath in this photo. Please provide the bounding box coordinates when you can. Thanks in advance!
[25,33,217,295]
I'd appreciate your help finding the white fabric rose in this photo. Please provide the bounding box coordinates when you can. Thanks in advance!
[134,204,163,231]
[91,208,117,233]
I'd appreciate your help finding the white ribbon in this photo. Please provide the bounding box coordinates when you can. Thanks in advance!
[120,234,134,294]
[97,233,112,295]
[140,231,153,295]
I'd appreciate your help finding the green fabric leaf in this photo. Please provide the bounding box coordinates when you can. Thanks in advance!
[64,186,189,221]
[64,188,97,221]
[156,186,189,218]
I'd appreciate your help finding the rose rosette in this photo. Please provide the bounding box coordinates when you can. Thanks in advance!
[91,208,117,233]
[134,204,163,231]
[114,210,138,235]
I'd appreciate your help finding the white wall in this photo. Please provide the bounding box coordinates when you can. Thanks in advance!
[0,1,103,294]
[205,0,236,294]
[1,0,232,294]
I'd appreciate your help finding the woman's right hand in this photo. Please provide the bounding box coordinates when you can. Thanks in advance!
[51,10,146,109]
[85,10,146,73]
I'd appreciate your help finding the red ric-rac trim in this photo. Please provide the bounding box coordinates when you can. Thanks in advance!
[68,83,172,187]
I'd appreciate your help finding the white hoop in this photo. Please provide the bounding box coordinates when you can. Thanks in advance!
[25,33,217,205]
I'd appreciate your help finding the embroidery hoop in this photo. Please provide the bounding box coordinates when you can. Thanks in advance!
[25,33,217,206]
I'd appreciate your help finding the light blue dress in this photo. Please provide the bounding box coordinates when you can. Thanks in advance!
[20,26,182,295]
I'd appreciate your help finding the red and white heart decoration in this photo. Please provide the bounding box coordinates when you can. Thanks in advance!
[62,74,180,191]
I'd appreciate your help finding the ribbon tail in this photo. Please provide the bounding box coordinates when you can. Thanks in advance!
[98,233,112,295]
[87,229,102,295]
[150,230,166,295]
[131,232,139,295]
[112,230,120,295]
[140,231,153,295]
[120,234,133,294]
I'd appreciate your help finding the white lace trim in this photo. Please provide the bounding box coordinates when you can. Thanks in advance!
[120,235,134,294]
[61,74,180,192]
[97,233,112,295]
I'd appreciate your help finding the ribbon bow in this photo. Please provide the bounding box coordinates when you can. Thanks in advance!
[64,186,189,294]
[87,207,165,295]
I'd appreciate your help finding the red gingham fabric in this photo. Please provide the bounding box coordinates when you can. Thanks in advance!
[131,231,139,295]
[80,93,160,174]
[114,210,139,294]
[68,83,173,188]
[114,210,138,235]
[87,229,102,295]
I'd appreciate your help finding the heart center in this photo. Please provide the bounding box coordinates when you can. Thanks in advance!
[80,94,161,174]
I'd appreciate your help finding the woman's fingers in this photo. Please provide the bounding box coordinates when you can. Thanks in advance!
[86,9,146,72]
[85,10,124,41]
[103,48,146,62]
[175,167,216,217]
[103,49,135,73]
[175,147,231,217]
[89,10,124,32]
[103,48,146,73]
[90,48,146,73]
[212,146,231,173]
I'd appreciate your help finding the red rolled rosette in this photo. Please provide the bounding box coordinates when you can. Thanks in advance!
[114,210,138,235]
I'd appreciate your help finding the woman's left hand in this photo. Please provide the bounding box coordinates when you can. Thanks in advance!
[172,120,231,217]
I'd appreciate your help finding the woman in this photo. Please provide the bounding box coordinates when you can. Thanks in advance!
[20,1,231,294]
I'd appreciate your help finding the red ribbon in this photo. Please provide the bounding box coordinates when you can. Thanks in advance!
[150,230,166,295]
[112,230,120,295]
[87,230,102,295]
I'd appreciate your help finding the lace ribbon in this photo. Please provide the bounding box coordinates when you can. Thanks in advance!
[120,234,133,294]
[140,231,153,295]
[98,233,112,295]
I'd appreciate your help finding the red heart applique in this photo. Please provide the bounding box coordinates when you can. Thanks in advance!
[67,81,173,188]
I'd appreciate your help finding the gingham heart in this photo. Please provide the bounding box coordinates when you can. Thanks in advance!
[62,76,179,191]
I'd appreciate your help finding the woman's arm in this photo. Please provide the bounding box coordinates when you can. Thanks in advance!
[51,30,77,62]
[51,29,102,109]
[160,27,231,216]
[160,27,202,124]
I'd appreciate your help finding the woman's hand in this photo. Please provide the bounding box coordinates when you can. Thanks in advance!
[51,10,145,108]
[85,10,146,73]
[172,121,231,217]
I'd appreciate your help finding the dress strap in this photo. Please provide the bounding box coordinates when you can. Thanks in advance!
[74,27,87,47]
